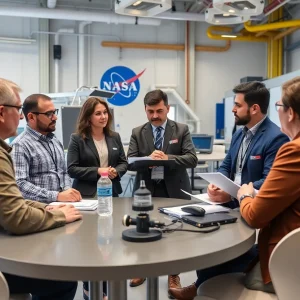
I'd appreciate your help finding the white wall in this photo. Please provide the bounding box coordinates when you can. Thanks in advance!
[0,16,267,142]
[195,23,266,135]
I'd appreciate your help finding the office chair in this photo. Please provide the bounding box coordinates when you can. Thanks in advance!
[194,228,300,299]
[269,227,300,299]
[0,272,32,300]
[123,171,136,196]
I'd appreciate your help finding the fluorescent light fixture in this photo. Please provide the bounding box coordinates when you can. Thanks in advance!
[213,0,264,17]
[205,7,250,25]
[221,34,238,38]
[115,0,172,17]
[0,37,36,45]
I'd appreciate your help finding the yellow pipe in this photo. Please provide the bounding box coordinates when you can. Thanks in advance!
[101,40,232,52]
[207,26,268,42]
[245,19,300,32]
[273,27,300,41]
[278,38,283,76]
[267,39,271,79]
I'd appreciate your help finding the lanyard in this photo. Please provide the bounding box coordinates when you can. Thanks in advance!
[39,139,58,173]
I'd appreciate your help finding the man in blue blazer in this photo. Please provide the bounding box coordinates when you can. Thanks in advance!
[168,81,289,300]
[207,81,289,209]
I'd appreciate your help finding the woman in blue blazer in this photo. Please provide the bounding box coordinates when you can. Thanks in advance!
[67,97,128,299]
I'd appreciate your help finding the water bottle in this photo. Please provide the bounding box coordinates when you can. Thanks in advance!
[97,171,113,216]
[98,215,113,258]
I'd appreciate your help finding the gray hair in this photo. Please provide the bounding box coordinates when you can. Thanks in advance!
[0,78,22,105]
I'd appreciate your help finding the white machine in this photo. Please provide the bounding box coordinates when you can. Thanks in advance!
[115,0,172,17]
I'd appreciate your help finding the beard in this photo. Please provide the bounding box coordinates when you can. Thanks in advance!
[234,111,251,126]
[37,119,56,133]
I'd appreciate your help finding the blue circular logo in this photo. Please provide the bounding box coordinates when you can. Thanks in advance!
[100,66,145,106]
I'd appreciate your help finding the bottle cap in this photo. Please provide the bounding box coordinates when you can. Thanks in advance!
[100,171,108,177]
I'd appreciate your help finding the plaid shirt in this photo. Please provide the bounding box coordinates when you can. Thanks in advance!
[11,126,71,203]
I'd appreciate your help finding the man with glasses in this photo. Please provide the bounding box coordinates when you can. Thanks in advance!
[11,93,82,203]
[169,81,290,300]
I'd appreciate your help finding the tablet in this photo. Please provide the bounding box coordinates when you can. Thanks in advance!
[181,213,237,228]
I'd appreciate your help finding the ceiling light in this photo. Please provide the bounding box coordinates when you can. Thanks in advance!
[115,0,172,17]
[221,34,238,38]
[213,0,264,17]
[0,37,36,45]
[133,0,142,5]
[205,7,250,25]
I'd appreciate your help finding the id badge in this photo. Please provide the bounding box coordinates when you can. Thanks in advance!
[151,166,164,180]
[234,172,242,185]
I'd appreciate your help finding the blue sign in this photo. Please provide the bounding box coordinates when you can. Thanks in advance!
[100,66,145,106]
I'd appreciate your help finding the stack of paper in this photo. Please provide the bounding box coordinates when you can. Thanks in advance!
[49,199,98,211]
[160,204,229,218]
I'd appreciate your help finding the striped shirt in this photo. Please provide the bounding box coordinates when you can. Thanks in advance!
[11,126,71,203]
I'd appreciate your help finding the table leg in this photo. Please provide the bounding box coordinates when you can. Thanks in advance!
[147,277,159,300]
[89,281,103,300]
[191,168,195,190]
[108,280,127,300]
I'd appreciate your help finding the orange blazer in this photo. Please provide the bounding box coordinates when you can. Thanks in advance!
[241,131,300,284]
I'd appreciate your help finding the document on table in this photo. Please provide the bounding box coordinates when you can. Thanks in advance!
[196,172,240,198]
[128,156,153,164]
[49,200,98,211]
[159,203,229,218]
[181,190,220,205]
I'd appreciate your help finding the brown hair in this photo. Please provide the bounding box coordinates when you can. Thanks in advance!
[282,77,300,117]
[144,89,168,106]
[76,97,113,138]
[0,78,22,105]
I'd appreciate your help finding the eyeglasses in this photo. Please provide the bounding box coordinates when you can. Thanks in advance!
[2,104,23,115]
[275,102,286,112]
[31,109,59,119]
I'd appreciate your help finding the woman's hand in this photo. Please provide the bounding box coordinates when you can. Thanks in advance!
[108,167,118,179]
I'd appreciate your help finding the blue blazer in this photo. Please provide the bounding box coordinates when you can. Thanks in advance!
[220,117,289,191]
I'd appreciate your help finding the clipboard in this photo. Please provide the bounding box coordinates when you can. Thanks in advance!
[197,172,240,198]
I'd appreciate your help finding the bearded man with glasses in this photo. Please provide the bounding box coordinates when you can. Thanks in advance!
[11,93,82,204]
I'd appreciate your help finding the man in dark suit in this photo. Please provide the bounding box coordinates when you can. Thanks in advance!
[168,81,290,300]
[127,89,198,296]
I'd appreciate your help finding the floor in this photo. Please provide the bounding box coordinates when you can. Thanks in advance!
[74,168,209,299]
[74,271,196,300]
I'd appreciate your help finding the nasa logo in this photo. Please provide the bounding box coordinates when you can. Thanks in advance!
[100,66,146,106]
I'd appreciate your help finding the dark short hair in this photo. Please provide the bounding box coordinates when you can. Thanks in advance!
[22,94,52,122]
[282,77,300,117]
[76,97,113,139]
[144,89,168,106]
[233,81,270,114]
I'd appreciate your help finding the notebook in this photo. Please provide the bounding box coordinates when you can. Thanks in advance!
[49,199,98,211]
